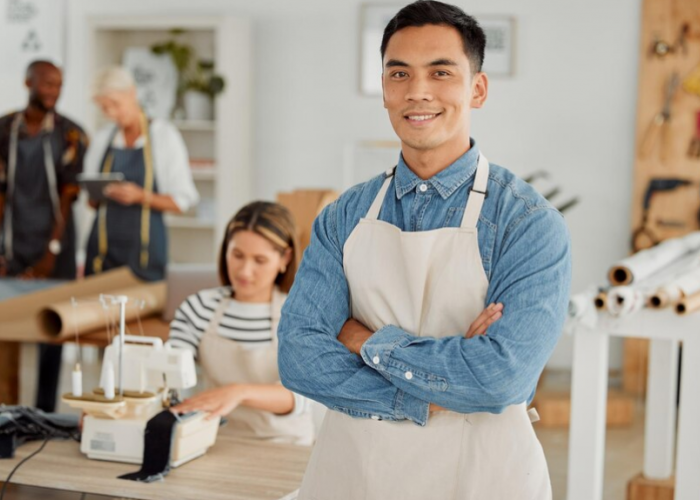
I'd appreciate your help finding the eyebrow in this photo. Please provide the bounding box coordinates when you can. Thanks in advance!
[384,58,459,68]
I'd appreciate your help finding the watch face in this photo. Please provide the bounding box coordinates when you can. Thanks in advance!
[49,239,62,255]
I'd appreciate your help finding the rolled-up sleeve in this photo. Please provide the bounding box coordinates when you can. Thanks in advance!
[278,200,430,425]
[359,207,571,414]
[155,121,199,212]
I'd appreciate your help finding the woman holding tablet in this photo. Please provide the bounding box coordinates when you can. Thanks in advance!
[168,202,315,445]
[83,66,198,281]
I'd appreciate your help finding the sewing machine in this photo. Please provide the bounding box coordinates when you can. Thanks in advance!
[62,296,220,467]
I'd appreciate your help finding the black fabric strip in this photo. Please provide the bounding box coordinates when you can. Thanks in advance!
[118,411,176,483]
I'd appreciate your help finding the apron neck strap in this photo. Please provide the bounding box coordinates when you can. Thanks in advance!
[203,293,230,340]
[365,168,395,220]
[460,154,490,229]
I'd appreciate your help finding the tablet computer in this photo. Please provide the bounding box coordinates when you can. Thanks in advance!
[78,173,125,202]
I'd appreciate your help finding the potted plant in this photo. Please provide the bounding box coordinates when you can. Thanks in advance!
[182,59,226,121]
[151,29,193,119]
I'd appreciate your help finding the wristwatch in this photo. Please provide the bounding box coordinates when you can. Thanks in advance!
[48,239,62,255]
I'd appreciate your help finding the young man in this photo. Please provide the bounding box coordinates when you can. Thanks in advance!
[0,60,88,412]
[278,1,570,498]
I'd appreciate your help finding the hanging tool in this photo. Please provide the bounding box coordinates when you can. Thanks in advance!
[632,177,693,251]
[639,73,680,160]
[649,24,690,58]
[688,110,700,158]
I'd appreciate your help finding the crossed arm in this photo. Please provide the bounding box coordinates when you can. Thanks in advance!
[277,202,571,425]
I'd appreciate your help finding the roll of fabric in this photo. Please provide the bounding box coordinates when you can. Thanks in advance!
[608,231,700,286]
[37,282,166,338]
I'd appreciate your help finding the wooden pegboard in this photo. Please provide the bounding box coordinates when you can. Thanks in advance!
[631,0,700,251]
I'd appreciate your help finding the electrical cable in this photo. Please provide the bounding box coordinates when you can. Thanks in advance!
[0,437,49,500]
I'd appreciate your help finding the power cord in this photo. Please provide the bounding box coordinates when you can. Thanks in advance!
[0,437,50,500]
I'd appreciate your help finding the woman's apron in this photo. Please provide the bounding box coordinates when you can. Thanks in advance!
[85,124,166,282]
[299,155,551,500]
[198,287,314,446]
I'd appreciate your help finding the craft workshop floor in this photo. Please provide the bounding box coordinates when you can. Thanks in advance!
[2,351,646,500]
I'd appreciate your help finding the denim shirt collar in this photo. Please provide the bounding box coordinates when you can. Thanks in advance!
[394,139,480,200]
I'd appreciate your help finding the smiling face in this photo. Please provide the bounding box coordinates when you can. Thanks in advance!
[382,24,488,169]
[226,230,292,303]
[26,64,62,112]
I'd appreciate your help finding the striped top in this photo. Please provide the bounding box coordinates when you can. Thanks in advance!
[168,286,274,354]
[168,286,308,417]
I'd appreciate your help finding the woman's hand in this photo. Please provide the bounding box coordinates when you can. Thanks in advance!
[171,384,250,419]
[465,303,504,339]
[103,182,145,206]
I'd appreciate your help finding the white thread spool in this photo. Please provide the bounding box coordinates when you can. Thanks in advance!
[103,360,115,399]
[71,363,83,397]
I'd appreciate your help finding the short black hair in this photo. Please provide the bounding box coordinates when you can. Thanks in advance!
[380,1,486,73]
[25,60,59,81]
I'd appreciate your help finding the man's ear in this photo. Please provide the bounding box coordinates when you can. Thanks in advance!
[470,72,488,109]
[382,73,388,109]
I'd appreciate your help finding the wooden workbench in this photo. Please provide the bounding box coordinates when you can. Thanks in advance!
[0,425,311,500]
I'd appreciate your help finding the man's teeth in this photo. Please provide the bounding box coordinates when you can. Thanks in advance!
[408,114,436,121]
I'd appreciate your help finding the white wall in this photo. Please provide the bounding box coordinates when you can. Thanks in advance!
[0,0,641,369]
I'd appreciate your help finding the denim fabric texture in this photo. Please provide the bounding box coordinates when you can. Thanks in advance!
[278,140,572,426]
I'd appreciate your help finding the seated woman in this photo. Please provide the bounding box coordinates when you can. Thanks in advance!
[168,201,314,445]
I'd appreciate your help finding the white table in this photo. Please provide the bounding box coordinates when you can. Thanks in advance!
[567,309,700,500]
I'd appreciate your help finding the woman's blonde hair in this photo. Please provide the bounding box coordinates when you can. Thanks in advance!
[219,201,300,294]
[92,66,136,97]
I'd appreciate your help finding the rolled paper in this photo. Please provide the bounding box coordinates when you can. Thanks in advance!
[594,291,608,310]
[607,286,646,316]
[608,231,700,286]
[37,282,166,338]
[650,266,700,308]
[676,290,700,315]
[72,363,83,398]
[103,360,115,400]
[569,293,593,319]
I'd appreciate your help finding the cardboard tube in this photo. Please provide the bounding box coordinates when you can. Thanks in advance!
[676,290,700,315]
[37,282,166,338]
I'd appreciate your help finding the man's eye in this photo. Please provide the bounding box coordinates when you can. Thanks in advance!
[391,71,408,78]
[434,71,450,77]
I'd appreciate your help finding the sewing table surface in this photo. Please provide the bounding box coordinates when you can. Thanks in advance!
[0,425,311,500]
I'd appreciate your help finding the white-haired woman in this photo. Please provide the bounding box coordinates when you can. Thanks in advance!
[84,67,198,281]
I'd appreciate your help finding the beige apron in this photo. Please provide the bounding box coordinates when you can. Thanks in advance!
[198,287,314,446]
[299,155,551,500]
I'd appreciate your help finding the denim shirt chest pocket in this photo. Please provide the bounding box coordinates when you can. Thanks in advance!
[444,207,496,280]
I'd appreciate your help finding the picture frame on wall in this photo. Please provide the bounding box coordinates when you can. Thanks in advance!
[359,4,402,96]
[477,16,516,77]
[359,5,516,96]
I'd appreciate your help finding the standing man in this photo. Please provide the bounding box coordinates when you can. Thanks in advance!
[278,2,571,499]
[0,60,89,412]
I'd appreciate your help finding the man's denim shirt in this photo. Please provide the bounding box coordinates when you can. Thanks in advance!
[278,141,572,426]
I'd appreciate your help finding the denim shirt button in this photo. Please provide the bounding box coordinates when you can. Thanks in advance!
[404,371,413,380]
[372,356,380,365]
[418,183,428,193]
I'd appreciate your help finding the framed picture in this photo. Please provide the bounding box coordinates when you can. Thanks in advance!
[122,47,178,119]
[478,16,516,77]
[359,4,402,96]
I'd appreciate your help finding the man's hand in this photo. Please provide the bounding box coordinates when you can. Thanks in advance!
[338,318,374,355]
[18,252,56,279]
[171,384,250,420]
[465,303,503,338]
[104,182,145,206]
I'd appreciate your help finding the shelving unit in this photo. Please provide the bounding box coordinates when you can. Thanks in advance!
[85,15,252,264]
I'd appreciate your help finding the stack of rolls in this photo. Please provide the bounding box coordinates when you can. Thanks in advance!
[593,231,700,317]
